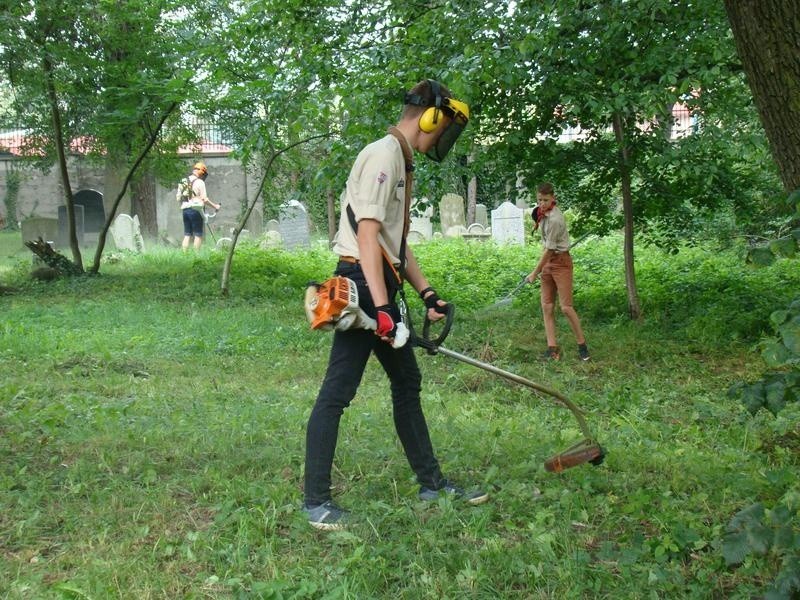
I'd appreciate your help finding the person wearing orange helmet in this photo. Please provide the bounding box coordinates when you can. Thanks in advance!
[177,162,220,251]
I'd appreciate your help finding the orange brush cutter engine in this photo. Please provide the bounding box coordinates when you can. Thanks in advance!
[305,276,376,332]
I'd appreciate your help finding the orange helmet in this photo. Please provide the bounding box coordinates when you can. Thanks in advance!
[193,162,208,175]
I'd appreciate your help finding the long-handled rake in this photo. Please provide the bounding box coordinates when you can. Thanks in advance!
[410,304,605,472]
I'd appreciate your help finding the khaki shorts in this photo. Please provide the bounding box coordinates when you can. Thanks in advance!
[540,252,574,307]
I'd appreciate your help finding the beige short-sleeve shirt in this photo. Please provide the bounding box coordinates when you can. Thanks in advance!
[332,134,408,264]
[541,206,570,252]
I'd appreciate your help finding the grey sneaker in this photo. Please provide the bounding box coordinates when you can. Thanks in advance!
[304,500,349,531]
[419,480,489,505]
[578,343,590,361]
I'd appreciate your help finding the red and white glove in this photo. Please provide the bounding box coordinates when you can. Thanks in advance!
[375,304,409,348]
[375,305,399,338]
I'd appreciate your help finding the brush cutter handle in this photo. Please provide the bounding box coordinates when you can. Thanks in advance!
[414,302,455,354]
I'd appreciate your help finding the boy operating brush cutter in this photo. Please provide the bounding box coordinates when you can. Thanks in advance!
[301,79,488,531]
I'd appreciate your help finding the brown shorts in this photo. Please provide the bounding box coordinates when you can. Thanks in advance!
[540,252,574,307]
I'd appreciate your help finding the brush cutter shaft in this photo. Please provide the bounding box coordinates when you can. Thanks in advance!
[433,345,592,440]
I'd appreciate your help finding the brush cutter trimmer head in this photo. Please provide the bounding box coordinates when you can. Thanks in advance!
[544,440,605,473]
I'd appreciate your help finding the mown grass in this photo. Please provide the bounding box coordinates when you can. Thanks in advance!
[1,230,798,599]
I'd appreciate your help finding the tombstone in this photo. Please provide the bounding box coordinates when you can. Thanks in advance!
[73,189,105,235]
[245,207,264,236]
[407,230,426,245]
[215,237,233,250]
[230,227,250,240]
[21,217,59,248]
[439,193,466,234]
[109,214,145,252]
[57,205,85,248]
[259,230,283,249]
[475,204,488,228]
[491,201,525,245]
[464,222,491,242]
[410,216,432,240]
[266,219,280,233]
[444,225,468,238]
[277,200,310,249]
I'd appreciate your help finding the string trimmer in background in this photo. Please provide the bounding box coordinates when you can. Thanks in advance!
[204,207,219,243]
[411,304,605,472]
[482,231,594,312]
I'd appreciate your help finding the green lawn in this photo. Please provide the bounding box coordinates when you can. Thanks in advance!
[1,235,798,598]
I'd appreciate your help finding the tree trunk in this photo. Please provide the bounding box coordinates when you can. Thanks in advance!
[131,168,158,237]
[612,112,642,321]
[724,0,800,192]
[43,54,83,272]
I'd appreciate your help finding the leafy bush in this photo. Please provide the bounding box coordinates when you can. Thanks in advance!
[722,498,800,600]
[728,297,800,416]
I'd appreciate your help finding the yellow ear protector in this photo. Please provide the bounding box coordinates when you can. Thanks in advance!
[418,79,443,133]
[404,79,444,133]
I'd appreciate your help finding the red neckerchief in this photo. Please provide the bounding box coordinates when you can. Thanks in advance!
[532,200,556,231]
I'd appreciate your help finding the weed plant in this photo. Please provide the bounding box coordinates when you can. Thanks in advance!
[1,232,798,598]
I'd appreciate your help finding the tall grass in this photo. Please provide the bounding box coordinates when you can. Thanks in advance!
[1,231,798,598]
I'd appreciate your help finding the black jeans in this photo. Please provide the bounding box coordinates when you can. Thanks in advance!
[303,263,444,506]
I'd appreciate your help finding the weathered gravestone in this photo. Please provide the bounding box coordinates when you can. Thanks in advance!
[491,201,525,245]
[266,219,280,233]
[21,217,59,248]
[475,204,488,228]
[259,230,283,249]
[277,200,310,249]
[407,230,426,244]
[439,193,466,235]
[73,189,105,237]
[410,216,432,240]
[109,214,145,252]
[445,225,468,238]
[57,204,85,248]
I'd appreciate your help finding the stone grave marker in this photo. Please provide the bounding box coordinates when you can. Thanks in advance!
[21,217,59,248]
[407,230,426,244]
[409,216,432,240]
[57,205,85,248]
[277,200,310,249]
[475,204,488,228]
[439,193,465,235]
[109,214,145,252]
[259,230,283,249]
[444,224,468,238]
[491,201,525,245]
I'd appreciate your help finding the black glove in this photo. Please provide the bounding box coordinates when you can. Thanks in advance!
[375,304,401,339]
[420,287,447,315]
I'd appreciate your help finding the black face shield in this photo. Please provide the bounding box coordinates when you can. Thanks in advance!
[425,96,470,162]
[425,116,467,163]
